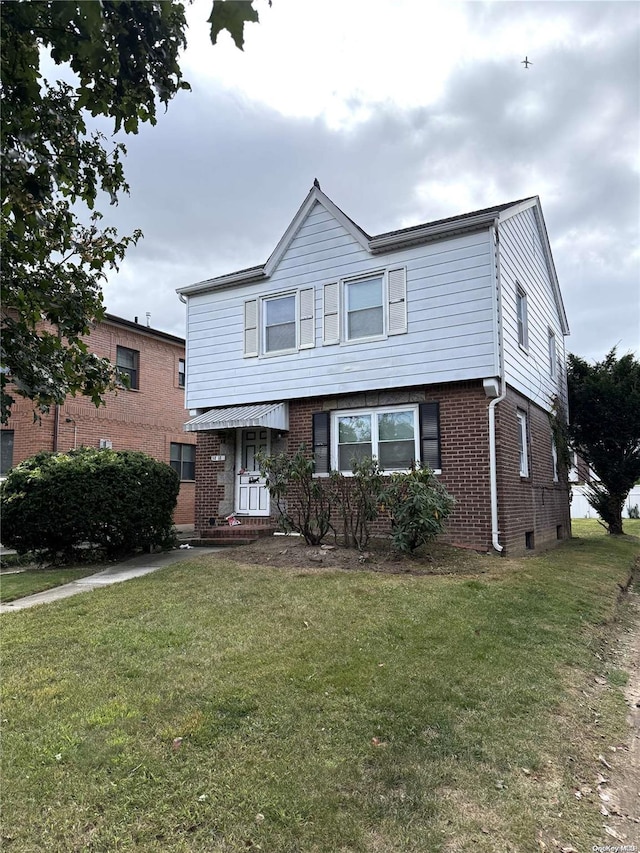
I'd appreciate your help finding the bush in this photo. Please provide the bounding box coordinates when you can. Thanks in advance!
[382,463,455,553]
[258,447,334,545]
[330,457,384,550]
[0,448,180,562]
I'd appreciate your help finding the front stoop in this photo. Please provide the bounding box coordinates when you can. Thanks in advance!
[194,521,277,548]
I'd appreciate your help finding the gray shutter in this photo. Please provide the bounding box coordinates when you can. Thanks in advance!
[323,282,339,344]
[299,287,315,349]
[244,299,258,357]
[387,267,407,335]
[419,402,441,470]
[312,412,331,474]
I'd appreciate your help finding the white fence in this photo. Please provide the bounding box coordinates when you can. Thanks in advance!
[571,485,640,519]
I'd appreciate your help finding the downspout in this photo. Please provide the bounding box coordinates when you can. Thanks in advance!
[488,221,507,552]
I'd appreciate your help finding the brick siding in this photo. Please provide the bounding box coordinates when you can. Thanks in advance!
[192,380,570,553]
[1,317,195,526]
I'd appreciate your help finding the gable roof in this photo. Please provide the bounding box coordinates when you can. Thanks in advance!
[176,185,566,335]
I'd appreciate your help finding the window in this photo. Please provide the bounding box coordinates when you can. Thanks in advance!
[244,288,315,357]
[116,346,139,389]
[170,443,195,481]
[264,294,296,353]
[0,430,14,476]
[516,286,528,350]
[312,403,441,475]
[548,330,557,379]
[517,410,529,477]
[323,268,407,345]
[178,358,185,388]
[345,275,384,340]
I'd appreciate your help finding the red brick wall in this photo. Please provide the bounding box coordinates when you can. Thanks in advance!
[495,386,571,554]
[192,381,570,553]
[1,317,195,526]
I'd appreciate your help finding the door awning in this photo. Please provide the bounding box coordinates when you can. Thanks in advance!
[184,402,289,432]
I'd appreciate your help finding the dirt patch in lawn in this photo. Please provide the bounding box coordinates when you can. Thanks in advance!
[217,534,499,576]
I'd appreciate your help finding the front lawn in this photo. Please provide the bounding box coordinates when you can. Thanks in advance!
[1,529,638,851]
[0,566,99,603]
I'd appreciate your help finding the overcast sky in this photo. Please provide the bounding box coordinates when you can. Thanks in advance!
[97,0,639,362]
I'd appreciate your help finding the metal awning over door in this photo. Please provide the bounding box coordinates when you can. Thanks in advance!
[184,402,288,432]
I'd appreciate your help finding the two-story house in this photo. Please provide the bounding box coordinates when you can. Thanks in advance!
[0,314,196,527]
[177,183,570,554]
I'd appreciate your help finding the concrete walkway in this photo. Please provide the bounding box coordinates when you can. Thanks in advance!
[0,546,222,613]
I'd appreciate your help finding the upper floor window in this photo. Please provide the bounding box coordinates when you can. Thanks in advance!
[116,346,139,390]
[517,409,529,477]
[345,275,384,340]
[548,330,557,379]
[323,267,407,346]
[264,294,296,353]
[516,285,528,350]
[244,288,315,357]
[178,358,185,388]
[170,442,195,481]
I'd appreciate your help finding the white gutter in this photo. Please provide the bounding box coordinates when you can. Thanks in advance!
[487,221,507,552]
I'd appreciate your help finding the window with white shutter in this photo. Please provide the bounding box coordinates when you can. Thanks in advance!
[323,282,340,345]
[299,287,315,349]
[243,299,258,357]
[387,267,407,335]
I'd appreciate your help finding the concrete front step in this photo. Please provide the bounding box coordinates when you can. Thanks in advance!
[192,524,277,548]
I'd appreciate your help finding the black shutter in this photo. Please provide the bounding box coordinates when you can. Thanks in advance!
[419,402,441,470]
[312,412,330,474]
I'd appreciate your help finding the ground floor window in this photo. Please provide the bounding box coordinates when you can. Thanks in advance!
[170,442,195,481]
[0,430,14,476]
[312,403,440,475]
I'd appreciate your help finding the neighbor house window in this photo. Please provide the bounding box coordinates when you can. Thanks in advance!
[264,294,296,353]
[517,410,529,477]
[345,275,384,340]
[178,358,185,388]
[0,430,14,476]
[516,286,528,349]
[170,443,195,481]
[116,346,139,390]
[548,330,557,379]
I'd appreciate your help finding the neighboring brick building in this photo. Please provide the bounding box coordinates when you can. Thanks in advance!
[0,314,196,527]
[177,184,571,554]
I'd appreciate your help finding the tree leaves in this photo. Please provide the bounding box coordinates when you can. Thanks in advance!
[208,0,262,50]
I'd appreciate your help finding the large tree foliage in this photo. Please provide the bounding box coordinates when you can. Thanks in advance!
[1,0,265,424]
[567,348,640,534]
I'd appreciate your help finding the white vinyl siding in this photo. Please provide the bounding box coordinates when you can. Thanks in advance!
[186,202,497,409]
[499,206,567,413]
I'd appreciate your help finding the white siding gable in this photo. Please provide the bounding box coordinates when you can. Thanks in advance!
[499,205,568,411]
[185,197,499,410]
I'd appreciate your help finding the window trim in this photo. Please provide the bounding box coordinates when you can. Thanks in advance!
[170,442,196,481]
[116,345,140,390]
[517,409,529,477]
[548,329,557,379]
[343,273,386,343]
[516,285,529,351]
[331,405,422,475]
[262,292,298,355]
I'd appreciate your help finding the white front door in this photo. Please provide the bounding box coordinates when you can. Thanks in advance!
[235,428,270,516]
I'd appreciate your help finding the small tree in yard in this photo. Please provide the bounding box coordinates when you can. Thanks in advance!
[382,464,455,554]
[0,448,179,562]
[567,349,640,535]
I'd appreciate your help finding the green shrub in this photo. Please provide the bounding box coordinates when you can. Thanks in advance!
[0,448,179,562]
[330,457,384,550]
[382,463,455,553]
[258,447,334,545]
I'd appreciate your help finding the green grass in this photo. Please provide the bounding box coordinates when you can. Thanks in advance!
[1,527,638,852]
[0,566,98,603]
[571,516,640,539]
